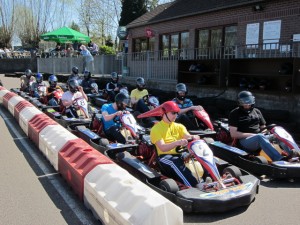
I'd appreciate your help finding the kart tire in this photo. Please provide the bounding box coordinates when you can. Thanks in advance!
[223,166,242,179]
[99,138,109,147]
[159,179,179,193]
[253,156,268,164]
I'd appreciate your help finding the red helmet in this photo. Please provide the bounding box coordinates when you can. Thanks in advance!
[161,101,180,113]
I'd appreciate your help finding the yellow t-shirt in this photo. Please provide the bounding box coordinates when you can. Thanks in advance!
[150,120,188,156]
[130,88,148,101]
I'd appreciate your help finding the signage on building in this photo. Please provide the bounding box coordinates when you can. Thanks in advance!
[117,26,128,40]
[145,28,155,38]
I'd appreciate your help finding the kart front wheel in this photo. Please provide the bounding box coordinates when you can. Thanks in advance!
[159,179,179,193]
[223,166,242,179]
[99,138,109,146]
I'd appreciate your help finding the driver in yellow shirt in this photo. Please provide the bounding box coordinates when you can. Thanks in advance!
[130,77,149,112]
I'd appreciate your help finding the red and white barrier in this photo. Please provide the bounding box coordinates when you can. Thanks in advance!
[0,88,184,225]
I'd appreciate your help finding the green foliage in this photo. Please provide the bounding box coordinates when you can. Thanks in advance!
[99,45,115,55]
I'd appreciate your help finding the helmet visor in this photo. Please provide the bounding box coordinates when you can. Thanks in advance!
[238,96,255,105]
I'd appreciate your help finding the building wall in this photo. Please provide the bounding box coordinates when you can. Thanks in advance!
[128,0,300,52]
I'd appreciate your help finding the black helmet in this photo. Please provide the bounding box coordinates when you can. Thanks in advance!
[111,72,118,83]
[237,91,255,106]
[83,70,91,80]
[72,66,79,74]
[115,93,130,110]
[48,75,58,87]
[68,79,79,93]
[36,73,43,83]
[25,69,32,77]
[136,77,145,90]
[176,83,187,100]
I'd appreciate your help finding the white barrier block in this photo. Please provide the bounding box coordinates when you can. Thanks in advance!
[0,90,9,104]
[8,96,24,115]
[19,107,42,135]
[39,125,78,171]
[84,164,183,225]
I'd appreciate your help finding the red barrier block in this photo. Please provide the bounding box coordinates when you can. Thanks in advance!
[14,101,33,122]
[3,92,17,109]
[28,114,58,146]
[58,139,113,201]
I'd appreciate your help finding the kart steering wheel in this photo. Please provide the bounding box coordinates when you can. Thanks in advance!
[175,138,193,153]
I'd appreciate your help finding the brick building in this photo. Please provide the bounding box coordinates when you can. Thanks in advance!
[124,0,300,127]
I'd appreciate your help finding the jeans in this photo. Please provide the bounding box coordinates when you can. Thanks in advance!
[239,133,283,161]
[159,154,198,187]
[104,125,126,144]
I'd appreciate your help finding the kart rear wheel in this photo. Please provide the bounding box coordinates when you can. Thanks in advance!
[223,166,242,179]
[99,138,109,146]
[159,179,179,193]
[253,156,268,164]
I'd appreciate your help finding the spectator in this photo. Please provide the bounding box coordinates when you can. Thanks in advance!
[80,45,94,73]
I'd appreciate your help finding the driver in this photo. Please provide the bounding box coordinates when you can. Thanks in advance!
[229,91,300,161]
[61,78,88,118]
[47,74,63,106]
[81,70,98,94]
[130,77,149,113]
[68,66,80,81]
[101,93,131,144]
[149,101,201,188]
[20,69,36,92]
[172,83,203,130]
[30,73,48,98]
[105,72,123,101]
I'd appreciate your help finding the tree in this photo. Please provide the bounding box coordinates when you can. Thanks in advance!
[0,0,16,48]
[119,0,147,26]
[70,21,80,32]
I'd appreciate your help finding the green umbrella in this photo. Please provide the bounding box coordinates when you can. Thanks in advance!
[40,26,90,43]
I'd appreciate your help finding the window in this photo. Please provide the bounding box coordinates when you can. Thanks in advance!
[160,31,190,58]
[197,25,237,58]
[133,37,156,53]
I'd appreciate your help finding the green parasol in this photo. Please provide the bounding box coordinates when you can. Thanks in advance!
[40,26,90,43]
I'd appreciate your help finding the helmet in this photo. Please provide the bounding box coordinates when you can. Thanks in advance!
[48,75,58,87]
[83,70,91,80]
[111,72,119,83]
[115,92,130,110]
[237,91,255,106]
[161,101,180,114]
[176,83,187,100]
[72,66,79,74]
[25,69,32,77]
[68,79,79,93]
[136,77,145,90]
[36,73,43,83]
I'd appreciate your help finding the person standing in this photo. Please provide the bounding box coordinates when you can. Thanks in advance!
[80,45,94,73]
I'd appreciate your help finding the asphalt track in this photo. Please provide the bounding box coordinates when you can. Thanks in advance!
[1,74,300,225]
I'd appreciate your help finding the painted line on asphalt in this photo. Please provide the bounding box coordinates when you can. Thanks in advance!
[0,107,96,225]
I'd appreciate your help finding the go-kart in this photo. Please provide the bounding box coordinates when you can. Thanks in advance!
[105,137,259,213]
[208,124,300,179]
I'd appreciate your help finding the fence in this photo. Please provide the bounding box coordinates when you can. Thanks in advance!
[37,42,300,80]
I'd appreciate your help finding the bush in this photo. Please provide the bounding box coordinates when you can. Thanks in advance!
[99,45,115,55]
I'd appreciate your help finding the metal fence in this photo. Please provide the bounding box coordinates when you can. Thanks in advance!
[37,42,300,81]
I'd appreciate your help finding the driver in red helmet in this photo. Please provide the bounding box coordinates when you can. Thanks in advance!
[149,101,201,188]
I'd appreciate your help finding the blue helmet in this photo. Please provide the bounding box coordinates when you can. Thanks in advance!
[48,75,58,87]
[36,73,43,83]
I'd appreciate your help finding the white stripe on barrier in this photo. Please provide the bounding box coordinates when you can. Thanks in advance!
[0,89,9,104]
[8,96,25,115]
[39,125,78,171]
[84,164,183,225]
[18,107,42,135]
